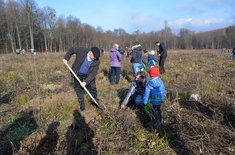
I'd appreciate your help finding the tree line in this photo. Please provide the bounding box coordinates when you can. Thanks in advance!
[0,0,235,54]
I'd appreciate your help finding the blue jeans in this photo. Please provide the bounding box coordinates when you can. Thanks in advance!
[233,55,235,60]
[132,63,143,76]
[135,94,144,106]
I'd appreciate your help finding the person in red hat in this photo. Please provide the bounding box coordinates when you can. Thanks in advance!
[143,66,166,123]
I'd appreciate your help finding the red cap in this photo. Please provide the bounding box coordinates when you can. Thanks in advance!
[149,67,160,77]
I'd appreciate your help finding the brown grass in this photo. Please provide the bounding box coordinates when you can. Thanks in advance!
[0,50,234,154]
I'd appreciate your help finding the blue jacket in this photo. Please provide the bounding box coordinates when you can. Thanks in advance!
[143,77,165,105]
[148,55,158,67]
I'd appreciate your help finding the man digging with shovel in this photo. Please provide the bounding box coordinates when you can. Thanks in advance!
[63,46,106,113]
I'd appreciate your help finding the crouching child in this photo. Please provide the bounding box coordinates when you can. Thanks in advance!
[148,50,158,68]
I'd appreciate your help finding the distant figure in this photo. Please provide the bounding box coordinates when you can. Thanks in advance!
[155,42,167,74]
[232,47,235,60]
[16,49,20,55]
[148,50,158,68]
[44,49,48,54]
[221,48,225,54]
[31,48,36,55]
[118,46,125,55]
[21,49,26,55]
[125,46,130,57]
[110,44,122,85]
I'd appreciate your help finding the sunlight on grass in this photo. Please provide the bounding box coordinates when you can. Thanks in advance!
[132,129,169,154]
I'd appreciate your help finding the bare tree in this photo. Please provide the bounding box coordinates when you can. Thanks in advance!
[21,0,38,50]
[56,16,65,52]
[6,0,23,53]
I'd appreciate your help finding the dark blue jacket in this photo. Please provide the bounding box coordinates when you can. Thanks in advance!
[130,46,143,64]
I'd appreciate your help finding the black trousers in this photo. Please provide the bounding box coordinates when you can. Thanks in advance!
[74,74,97,110]
[110,67,121,84]
[153,105,162,123]
[159,52,167,74]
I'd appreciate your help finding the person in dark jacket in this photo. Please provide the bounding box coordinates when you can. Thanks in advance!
[130,42,144,76]
[63,47,101,112]
[120,71,149,109]
[155,42,167,74]
[110,44,122,84]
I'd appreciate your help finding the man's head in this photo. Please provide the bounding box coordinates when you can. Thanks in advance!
[155,42,160,47]
[136,71,146,82]
[90,47,100,60]
[149,67,160,78]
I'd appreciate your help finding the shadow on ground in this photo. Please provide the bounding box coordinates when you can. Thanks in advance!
[32,121,60,155]
[0,110,38,154]
[66,109,97,155]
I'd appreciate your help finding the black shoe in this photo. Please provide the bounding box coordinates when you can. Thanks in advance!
[80,106,85,112]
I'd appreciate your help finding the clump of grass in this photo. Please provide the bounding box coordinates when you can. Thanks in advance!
[43,101,73,122]
[201,79,219,95]
[3,122,31,142]
[132,129,169,154]
[17,95,29,107]
[102,151,113,155]
[0,74,4,82]
[7,116,17,125]
[179,91,189,102]
[101,115,115,136]
[7,71,17,80]
[0,116,17,130]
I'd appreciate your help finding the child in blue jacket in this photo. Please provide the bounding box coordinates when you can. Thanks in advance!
[148,50,158,68]
[143,67,165,123]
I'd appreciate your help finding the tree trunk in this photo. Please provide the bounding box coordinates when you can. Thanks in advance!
[16,24,22,50]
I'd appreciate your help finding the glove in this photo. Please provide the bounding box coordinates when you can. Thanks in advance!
[144,102,152,114]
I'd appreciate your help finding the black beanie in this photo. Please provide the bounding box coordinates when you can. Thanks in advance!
[91,47,100,58]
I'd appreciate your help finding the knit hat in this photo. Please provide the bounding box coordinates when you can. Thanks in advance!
[149,67,160,77]
[91,47,100,58]
[149,50,155,55]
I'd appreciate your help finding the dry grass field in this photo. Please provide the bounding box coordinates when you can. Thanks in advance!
[0,50,234,155]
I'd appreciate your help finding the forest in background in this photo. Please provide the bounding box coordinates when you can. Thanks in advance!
[0,0,235,54]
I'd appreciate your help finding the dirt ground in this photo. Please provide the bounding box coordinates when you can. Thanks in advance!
[0,50,234,155]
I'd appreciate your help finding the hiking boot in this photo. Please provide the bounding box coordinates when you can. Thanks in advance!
[80,106,85,112]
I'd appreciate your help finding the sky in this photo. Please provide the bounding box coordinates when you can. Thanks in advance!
[36,0,235,34]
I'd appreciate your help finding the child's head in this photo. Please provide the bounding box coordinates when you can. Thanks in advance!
[149,50,155,55]
[149,67,160,78]
[136,71,146,82]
